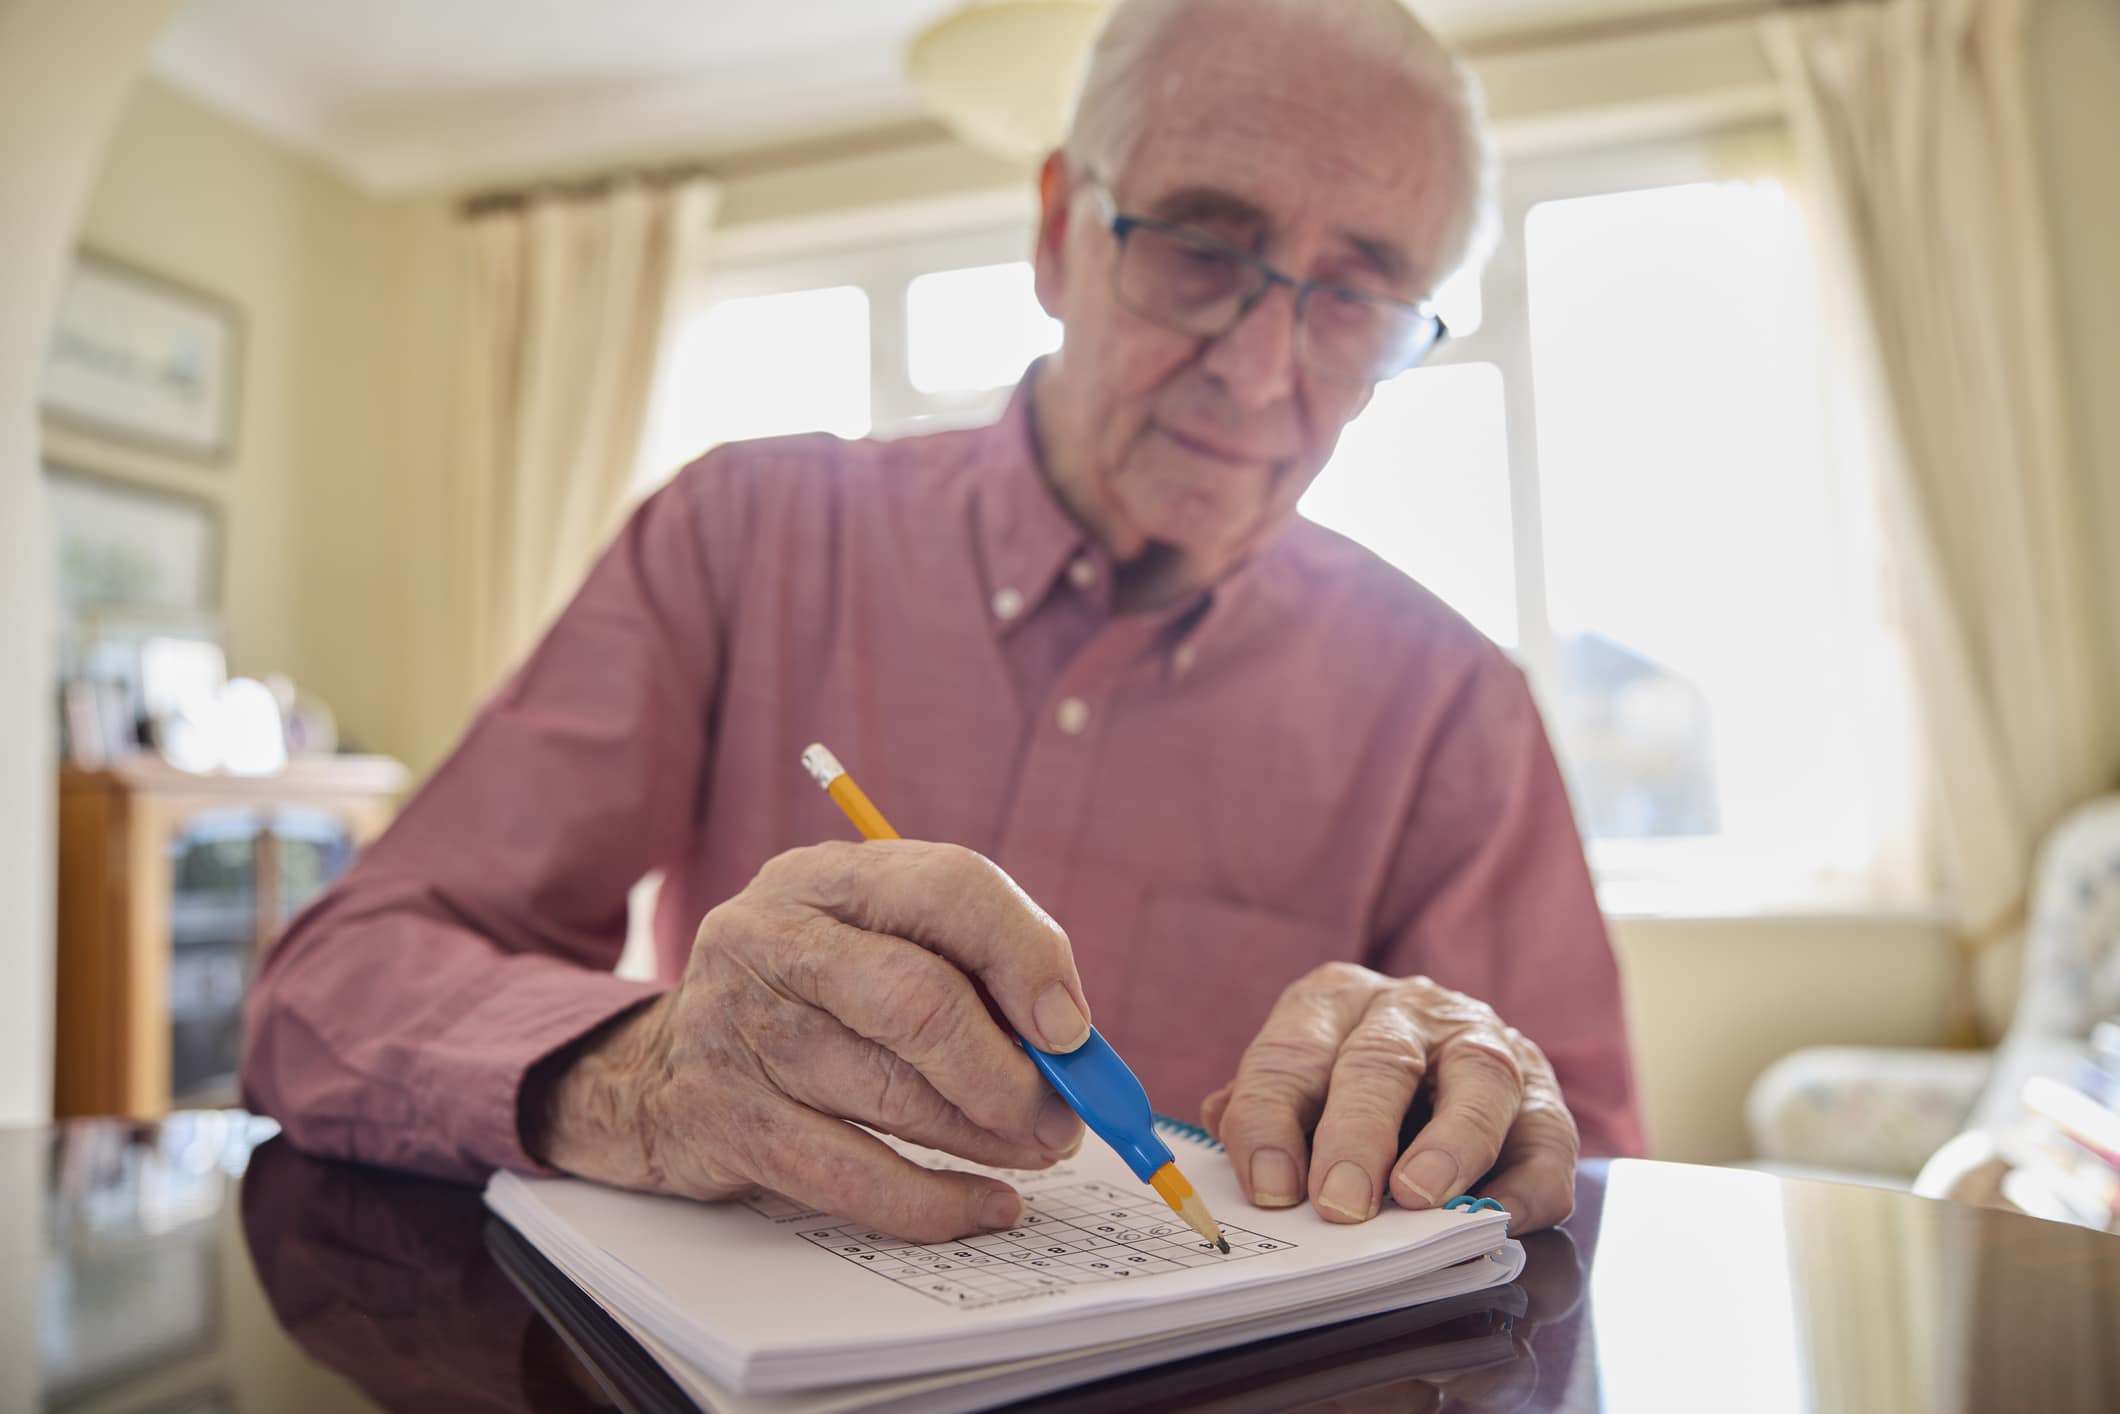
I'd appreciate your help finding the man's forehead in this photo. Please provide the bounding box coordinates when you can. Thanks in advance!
[1108,34,1462,282]
[1118,102,1458,286]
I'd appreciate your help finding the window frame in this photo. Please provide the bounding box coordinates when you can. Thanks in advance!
[1479,121,1906,908]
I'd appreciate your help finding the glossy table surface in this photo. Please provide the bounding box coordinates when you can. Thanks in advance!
[16,1113,2120,1412]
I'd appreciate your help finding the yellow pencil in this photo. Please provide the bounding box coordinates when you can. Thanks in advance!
[800,742,1229,1252]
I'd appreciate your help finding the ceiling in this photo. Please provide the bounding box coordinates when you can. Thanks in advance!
[147,0,1731,196]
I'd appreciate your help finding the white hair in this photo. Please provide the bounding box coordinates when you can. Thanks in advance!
[1060,0,1497,291]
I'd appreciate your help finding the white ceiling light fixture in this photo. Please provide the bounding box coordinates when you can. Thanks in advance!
[906,0,1107,160]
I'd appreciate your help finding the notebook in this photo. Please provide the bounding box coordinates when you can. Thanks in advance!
[484,1116,1522,1403]
[487,1217,1529,1414]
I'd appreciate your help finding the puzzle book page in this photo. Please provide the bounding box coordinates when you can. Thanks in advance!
[488,1121,1509,1375]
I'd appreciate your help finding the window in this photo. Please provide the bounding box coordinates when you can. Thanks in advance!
[642,285,872,476]
[1298,362,1517,648]
[1304,125,1913,910]
[638,219,1050,485]
[643,125,1917,910]
[907,261,1061,395]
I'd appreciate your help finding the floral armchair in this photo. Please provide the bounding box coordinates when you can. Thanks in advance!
[1746,795,2120,1181]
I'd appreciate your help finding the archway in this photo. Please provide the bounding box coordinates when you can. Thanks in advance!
[0,0,184,1128]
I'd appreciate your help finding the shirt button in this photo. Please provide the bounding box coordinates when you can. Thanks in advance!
[1056,697,1090,735]
[991,587,1025,622]
[1067,558,1098,590]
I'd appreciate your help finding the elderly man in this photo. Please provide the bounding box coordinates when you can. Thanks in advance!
[243,0,1644,1242]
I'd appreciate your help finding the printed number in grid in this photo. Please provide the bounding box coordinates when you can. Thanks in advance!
[797,1182,1295,1308]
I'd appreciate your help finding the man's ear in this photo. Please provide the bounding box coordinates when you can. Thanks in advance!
[1032,151,1074,320]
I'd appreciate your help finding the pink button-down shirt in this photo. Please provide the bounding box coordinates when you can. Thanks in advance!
[242,372,1645,1180]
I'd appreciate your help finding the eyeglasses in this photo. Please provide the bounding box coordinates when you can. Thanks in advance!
[1089,186,1448,385]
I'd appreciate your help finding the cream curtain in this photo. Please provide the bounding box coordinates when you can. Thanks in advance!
[462,174,720,685]
[1765,0,2117,1032]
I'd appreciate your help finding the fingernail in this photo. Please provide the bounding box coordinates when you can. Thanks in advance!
[1318,1161,1376,1221]
[1250,1148,1302,1207]
[1035,1091,1083,1152]
[1033,984,1091,1051]
[1394,1150,1460,1208]
[978,1190,1023,1230]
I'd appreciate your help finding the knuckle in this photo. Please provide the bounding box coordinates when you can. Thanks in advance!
[1336,1017,1425,1078]
[1515,1093,1583,1154]
[1511,1027,1558,1079]
[1461,1104,1520,1154]
[689,897,750,962]
[1220,1069,1323,1144]
[1303,960,1380,996]
[1238,1033,1333,1087]
[1396,974,1502,1027]
[769,841,866,909]
[876,960,971,1061]
[869,1052,948,1134]
[926,842,995,900]
[1439,1032,1528,1090]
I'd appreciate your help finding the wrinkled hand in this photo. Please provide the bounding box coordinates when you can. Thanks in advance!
[526,841,1091,1242]
[1202,964,1578,1232]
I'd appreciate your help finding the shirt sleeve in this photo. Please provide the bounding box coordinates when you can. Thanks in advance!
[1367,652,1648,1159]
[240,471,724,1182]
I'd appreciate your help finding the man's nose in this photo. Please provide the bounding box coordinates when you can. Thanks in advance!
[1198,280,1300,412]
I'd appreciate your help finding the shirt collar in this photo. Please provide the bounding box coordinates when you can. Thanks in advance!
[971,364,1100,634]
[969,360,1298,663]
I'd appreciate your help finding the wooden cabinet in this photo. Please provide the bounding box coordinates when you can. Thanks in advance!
[55,755,407,1119]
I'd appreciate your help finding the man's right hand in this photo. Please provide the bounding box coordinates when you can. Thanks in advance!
[524,840,1093,1242]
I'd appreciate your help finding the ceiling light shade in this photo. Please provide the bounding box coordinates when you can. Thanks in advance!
[907,1,1107,160]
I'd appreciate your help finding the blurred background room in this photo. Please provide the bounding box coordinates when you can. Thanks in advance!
[4,0,2119,1262]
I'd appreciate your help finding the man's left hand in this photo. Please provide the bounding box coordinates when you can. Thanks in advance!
[1201,964,1578,1233]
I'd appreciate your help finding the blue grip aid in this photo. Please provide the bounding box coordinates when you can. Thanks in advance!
[1022,1027,1176,1182]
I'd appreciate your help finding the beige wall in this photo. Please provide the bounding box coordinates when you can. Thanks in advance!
[48,80,475,779]
[51,81,369,694]
[1612,915,1956,1162]
[0,0,182,1145]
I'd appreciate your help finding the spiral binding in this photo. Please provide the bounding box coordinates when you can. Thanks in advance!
[1443,1195,1507,1216]
[1150,1114,1224,1152]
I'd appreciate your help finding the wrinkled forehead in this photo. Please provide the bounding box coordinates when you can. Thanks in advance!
[1107,20,1466,289]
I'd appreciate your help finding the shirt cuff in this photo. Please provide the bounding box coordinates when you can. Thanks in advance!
[418,954,668,1178]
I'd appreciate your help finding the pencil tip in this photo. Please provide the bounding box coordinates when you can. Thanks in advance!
[1215,1237,1230,1254]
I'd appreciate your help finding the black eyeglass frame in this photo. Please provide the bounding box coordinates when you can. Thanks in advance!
[1087,184,1451,384]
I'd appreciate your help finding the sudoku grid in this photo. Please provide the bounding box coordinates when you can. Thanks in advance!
[794,1179,1295,1308]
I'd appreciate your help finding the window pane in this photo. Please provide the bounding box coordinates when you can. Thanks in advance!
[643,285,870,477]
[1298,362,1516,648]
[906,262,1062,394]
[1528,178,1864,846]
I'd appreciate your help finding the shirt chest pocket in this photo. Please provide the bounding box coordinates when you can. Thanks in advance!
[1111,889,1356,1117]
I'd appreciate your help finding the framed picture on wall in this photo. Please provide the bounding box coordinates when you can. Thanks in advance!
[45,464,222,625]
[46,465,225,762]
[39,250,244,464]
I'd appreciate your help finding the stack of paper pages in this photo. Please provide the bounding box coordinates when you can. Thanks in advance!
[486,1118,1522,1412]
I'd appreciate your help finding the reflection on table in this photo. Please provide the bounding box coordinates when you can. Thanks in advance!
[17,1113,2120,1412]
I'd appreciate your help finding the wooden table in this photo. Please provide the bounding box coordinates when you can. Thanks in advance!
[20,1113,2120,1412]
